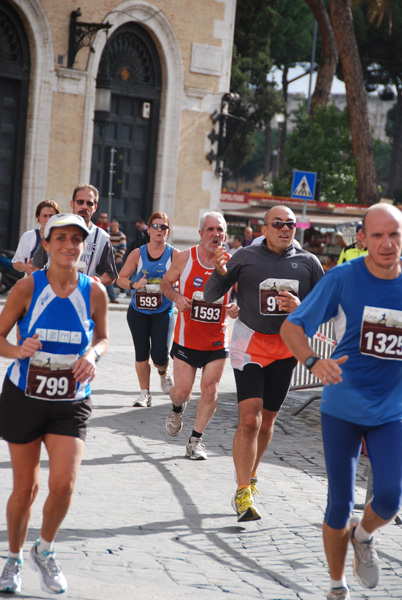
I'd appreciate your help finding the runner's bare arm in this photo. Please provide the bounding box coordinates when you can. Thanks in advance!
[0,277,41,359]
[117,248,141,290]
[214,246,230,275]
[161,250,192,312]
[72,280,109,383]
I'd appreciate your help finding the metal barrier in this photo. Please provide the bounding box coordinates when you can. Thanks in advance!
[290,320,335,416]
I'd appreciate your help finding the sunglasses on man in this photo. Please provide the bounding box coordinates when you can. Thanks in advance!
[74,199,95,207]
[265,220,297,230]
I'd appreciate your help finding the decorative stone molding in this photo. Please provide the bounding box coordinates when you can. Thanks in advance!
[191,42,223,76]
[54,68,87,95]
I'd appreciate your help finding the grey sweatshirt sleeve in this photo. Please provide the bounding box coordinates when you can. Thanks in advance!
[204,269,233,302]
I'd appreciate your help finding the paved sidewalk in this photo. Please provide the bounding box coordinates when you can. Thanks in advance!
[0,308,401,599]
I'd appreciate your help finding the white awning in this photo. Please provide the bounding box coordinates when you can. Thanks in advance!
[222,206,361,228]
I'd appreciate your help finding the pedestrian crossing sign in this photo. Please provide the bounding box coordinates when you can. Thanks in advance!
[291,170,317,200]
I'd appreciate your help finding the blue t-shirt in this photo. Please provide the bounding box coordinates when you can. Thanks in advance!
[287,257,402,426]
[8,270,94,400]
[130,244,174,315]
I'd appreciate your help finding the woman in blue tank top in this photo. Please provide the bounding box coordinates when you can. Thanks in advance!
[0,213,108,595]
[117,212,179,407]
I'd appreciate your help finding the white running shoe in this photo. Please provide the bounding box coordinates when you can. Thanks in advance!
[349,516,380,588]
[133,391,152,407]
[159,369,173,394]
[185,437,208,460]
[165,403,186,436]
[28,541,67,594]
[0,557,22,594]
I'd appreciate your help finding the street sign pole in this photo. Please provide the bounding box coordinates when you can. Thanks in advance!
[107,147,116,221]
[300,198,308,246]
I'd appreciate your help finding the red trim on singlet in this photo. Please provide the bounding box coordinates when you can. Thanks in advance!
[174,246,231,351]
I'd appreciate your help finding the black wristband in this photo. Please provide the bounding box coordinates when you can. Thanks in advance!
[305,356,320,371]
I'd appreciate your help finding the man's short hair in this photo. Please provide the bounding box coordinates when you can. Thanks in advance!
[72,184,99,204]
[199,211,226,233]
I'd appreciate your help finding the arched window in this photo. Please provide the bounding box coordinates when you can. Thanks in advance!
[0,0,30,248]
[91,23,161,245]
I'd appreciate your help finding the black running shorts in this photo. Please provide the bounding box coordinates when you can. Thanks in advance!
[234,357,297,411]
[0,376,92,443]
[170,341,228,369]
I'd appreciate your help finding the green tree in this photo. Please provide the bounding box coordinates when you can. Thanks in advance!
[373,139,392,194]
[352,0,402,199]
[270,0,318,166]
[328,0,379,204]
[226,0,281,181]
[272,104,357,203]
[305,0,338,113]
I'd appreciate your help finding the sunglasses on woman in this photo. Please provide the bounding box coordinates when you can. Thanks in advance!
[265,220,297,230]
[150,223,169,231]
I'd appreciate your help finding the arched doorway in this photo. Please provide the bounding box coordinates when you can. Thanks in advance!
[0,1,30,249]
[91,23,161,247]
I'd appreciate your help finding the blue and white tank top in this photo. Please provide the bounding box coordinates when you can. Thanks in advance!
[8,270,94,401]
[130,244,174,315]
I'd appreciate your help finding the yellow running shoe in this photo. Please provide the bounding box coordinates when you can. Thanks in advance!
[231,488,261,522]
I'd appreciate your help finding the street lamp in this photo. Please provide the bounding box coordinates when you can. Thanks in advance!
[94,76,112,129]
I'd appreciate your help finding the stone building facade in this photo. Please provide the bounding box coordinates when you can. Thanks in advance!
[0,0,236,249]
[287,93,393,143]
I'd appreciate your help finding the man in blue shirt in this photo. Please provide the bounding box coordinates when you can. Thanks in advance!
[281,203,402,600]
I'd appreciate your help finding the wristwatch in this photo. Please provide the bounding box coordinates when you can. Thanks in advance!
[305,356,320,371]
[92,347,101,363]
[130,280,135,290]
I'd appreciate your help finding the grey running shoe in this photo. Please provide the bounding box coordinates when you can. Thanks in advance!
[327,586,350,600]
[160,369,173,394]
[165,403,186,436]
[28,541,67,594]
[0,557,22,594]
[349,516,380,588]
[185,437,207,460]
[231,488,261,522]
[133,391,151,407]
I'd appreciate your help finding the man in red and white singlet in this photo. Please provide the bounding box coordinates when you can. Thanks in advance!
[161,212,238,461]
